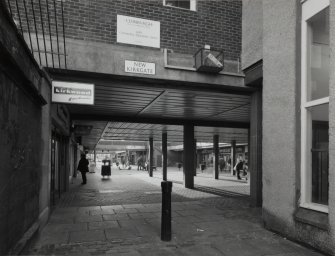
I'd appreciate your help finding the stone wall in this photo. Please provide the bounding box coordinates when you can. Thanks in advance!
[0,70,42,254]
[0,4,51,255]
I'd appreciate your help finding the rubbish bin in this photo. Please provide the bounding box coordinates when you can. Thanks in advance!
[101,160,111,177]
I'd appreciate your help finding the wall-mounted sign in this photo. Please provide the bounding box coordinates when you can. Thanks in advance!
[117,15,160,48]
[125,60,156,75]
[52,81,94,105]
[220,148,231,154]
[74,125,93,135]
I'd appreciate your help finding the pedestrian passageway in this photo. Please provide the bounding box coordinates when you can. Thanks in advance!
[26,167,323,255]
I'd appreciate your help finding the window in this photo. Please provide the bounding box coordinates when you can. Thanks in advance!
[301,0,329,212]
[163,0,196,11]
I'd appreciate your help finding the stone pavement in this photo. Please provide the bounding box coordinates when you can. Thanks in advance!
[25,167,325,255]
[152,166,250,196]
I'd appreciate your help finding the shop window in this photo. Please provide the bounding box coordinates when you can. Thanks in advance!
[163,0,196,11]
[301,0,329,212]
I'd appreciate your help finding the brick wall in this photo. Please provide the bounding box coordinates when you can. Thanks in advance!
[9,0,242,60]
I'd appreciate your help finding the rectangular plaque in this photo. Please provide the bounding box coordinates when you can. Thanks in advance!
[117,15,160,48]
[125,60,156,75]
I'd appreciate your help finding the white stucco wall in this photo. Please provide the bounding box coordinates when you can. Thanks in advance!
[328,0,335,251]
[261,0,335,253]
[262,0,297,230]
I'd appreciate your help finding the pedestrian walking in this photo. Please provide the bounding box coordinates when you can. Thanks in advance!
[219,158,225,172]
[243,161,248,180]
[77,154,89,184]
[235,158,244,180]
[137,156,143,170]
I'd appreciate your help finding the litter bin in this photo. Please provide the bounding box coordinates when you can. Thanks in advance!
[101,160,111,177]
[89,162,96,173]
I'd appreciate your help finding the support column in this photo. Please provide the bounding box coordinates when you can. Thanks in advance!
[250,90,262,207]
[213,135,219,180]
[194,139,197,176]
[94,149,96,163]
[231,140,236,175]
[183,124,194,189]
[162,132,167,181]
[149,137,154,177]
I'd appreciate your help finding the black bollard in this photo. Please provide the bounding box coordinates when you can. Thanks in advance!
[161,181,172,241]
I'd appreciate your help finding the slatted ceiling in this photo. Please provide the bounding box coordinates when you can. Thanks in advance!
[98,122,249,143]
[70,79,253,149]
[69,83,251,123]
[96,89,162,97]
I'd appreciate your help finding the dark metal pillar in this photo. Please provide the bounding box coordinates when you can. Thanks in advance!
[161,181,172,241]
[250,91,262,207]
[162,132,167,181]
[194,139,197,176]
[149,137,154,177]
[183,124,194,189]
[213,135,219,180]
[231,140,236,175]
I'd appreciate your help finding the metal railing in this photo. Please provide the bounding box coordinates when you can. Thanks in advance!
[311,149,329,205]
[5,0,67,69]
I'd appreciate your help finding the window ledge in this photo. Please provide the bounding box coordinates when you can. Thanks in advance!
[295,207,329,230]
[163,4,196,12]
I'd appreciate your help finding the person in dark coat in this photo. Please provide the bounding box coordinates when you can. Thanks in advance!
[137,156,143,170]
[219,158,226,172]
[77,154,89,184]
[236,158,244,180]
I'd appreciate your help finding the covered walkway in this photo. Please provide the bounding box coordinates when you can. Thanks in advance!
[26,167,324,255]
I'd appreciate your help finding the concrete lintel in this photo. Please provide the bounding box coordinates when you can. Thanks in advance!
[63,38,246,88]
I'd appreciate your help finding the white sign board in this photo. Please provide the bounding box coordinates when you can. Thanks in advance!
[117,15,160,48]
[52,81,94,105]
[125,60,156,75]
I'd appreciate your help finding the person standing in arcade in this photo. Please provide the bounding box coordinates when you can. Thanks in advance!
[77,154,89,184]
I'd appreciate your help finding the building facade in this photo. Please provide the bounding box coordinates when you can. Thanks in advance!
[1,1,250,254]
[242,0,335,254]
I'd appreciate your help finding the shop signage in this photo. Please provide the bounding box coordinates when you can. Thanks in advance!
[236,147,244,153]
[52,81,95,105]
[74,125,93,135]
[220,148,231,154]
[117,15,160,48]
[125,60,156,75]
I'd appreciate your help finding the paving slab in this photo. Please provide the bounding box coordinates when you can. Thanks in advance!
[69,230,106,243]
[103,213,130,221]
[123,204,145,208]
[118,219,148,228]
[33,231,69,247]
[105,227,140,240]
[75,215,103,223]
[88,220,119,230]
[128,212,160,220]
[114,208,139,214]
[43,223,88,233]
